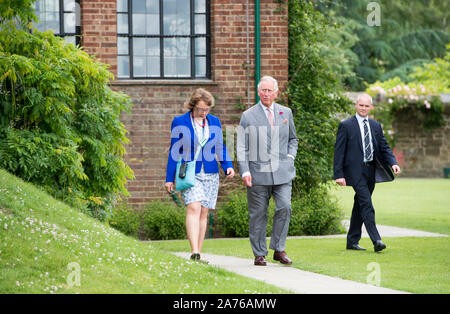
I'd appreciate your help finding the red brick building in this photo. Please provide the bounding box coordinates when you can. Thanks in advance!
[34,0,289,207]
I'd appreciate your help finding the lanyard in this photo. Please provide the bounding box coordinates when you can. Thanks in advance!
[191,113,208,147]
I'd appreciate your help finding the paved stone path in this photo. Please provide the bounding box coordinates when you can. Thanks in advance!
[172,223,447,294]
[173,252,409,294]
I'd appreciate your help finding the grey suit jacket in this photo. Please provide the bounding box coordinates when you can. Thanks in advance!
[237,102,298,186]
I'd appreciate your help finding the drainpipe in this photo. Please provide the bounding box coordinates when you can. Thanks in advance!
[246,0,250,108]
[254,0,261,103]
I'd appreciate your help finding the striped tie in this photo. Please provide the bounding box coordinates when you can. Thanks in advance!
[363,119,373,161]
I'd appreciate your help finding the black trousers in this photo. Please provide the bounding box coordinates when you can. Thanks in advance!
[347,163,381,245]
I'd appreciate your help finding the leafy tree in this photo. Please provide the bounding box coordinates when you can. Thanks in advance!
[288,0,353,194]
[0,2,134,220]
[314,0,450,90]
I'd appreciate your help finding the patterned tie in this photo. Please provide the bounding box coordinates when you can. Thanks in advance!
[267,108,274,130]
[363,119,373,161]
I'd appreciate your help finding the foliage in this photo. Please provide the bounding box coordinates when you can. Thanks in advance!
[107,201,141,238]
[216,188,344,237]
[288,0,353,194]
[288,186,344,236]
[313,0,450,90]
[0,19,133,219]
[366,47,449,146]
[0,0,37,28]
[216,190,274,238]
[408,44,450,93]
[141,201,186,240]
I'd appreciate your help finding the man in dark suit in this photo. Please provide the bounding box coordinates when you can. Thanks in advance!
[333,93,401,252]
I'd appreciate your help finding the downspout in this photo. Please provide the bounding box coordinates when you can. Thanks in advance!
[254,0,261,103]
[246,0,250,108]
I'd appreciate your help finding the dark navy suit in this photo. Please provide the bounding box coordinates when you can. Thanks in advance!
[333,116,397,245]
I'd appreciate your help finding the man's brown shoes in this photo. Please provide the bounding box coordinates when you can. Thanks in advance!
[254,256,267,266]
[273,251,292,265]
[254,252,293,266]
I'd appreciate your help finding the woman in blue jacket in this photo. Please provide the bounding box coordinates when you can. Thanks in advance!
[165,88,235,262]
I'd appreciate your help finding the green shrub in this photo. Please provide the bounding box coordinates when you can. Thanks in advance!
[288,187,344,236]
[141,201,186,240]
[0,19,133,220]
[217,187,344,237]
[217,191,267,237]
[107,202,141,238]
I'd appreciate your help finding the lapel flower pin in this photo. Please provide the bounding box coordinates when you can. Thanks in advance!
[279,111,288,123]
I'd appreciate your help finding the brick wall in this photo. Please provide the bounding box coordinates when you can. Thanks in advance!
[81,0,117,74]
[80,0,289,208]
[393,99,450,178]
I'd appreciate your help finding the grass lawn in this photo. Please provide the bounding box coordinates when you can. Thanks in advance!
[0,169,287,294]
[153,237,449,294]
[329,178,450,235]
[2,170,448,294]
[153,178,450,294]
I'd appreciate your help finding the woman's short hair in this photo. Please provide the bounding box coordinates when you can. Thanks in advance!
[184,88,215,111]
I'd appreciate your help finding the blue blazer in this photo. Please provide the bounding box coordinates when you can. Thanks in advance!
[165,111,233,183]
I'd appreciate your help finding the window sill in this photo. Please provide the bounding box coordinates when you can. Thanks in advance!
[110,79,217,86]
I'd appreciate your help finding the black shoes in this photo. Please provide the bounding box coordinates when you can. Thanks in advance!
[190,253,200,261]
[374,240,386,252]
[346,244,367,251]
[190,253,209,264]
[347,241,387,252]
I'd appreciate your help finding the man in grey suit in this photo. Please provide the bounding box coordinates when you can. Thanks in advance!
[237,76,298,266]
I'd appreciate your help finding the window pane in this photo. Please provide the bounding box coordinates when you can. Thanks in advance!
[147,57,160,77]
[146,14,160,34]
[45,0,59,11]
[34,0,44,11]
[64,0,76,11]
[117,0,128,12]
[146,0,159,13]
[195,56,206,77]
[35,12,45,32]
[133,38,146,55]
[64,36,76,45]
[64,13,76,33]
[117,37,129,55]
[132,0,146,13]
[117,13,129,34]
[163,0,190,35]
[195,37,206,55]
[195,0,206,13]
[132,14,146,34]
[45,12,60,33]
[118,56,130,78]
[195,14,206,34]
[164,38,190,77]
[133,56,147,77]
[146,38,160,56]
